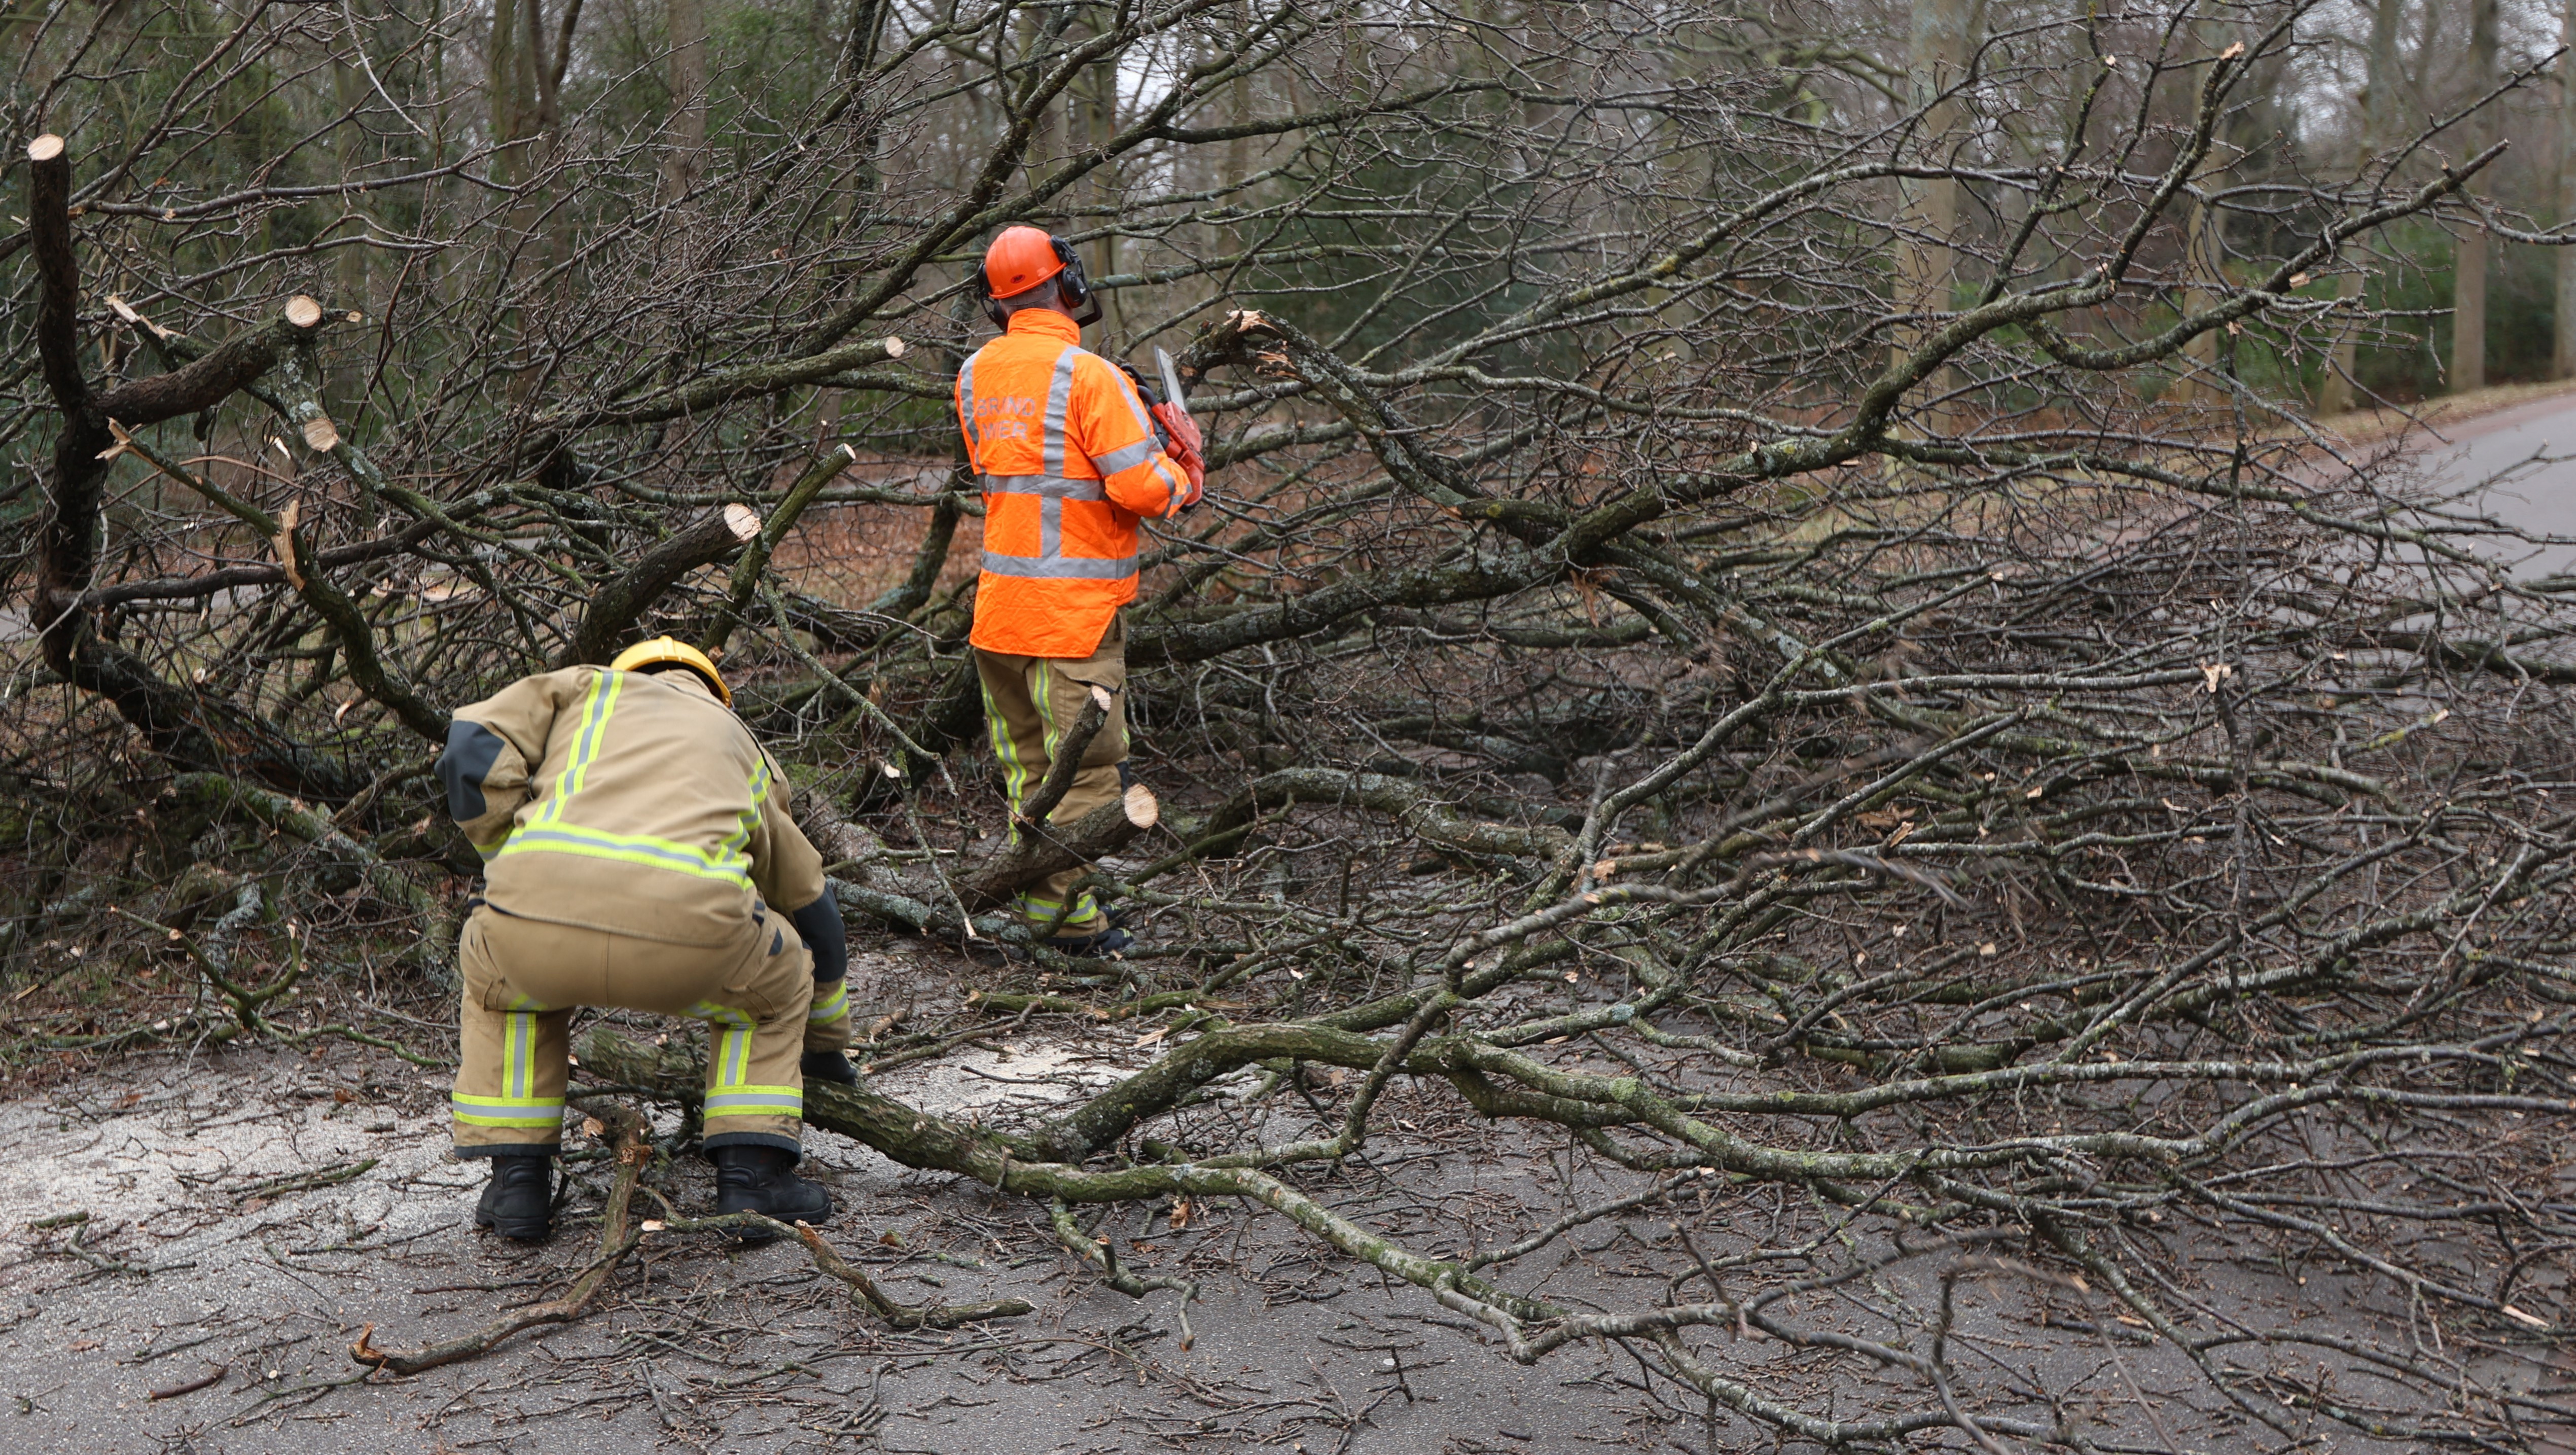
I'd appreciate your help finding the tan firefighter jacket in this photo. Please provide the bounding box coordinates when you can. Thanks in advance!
[436,666,825,946]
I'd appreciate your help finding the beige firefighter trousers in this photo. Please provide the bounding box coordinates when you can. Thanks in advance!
[974,612,1127,933]
[451,903,847,1160]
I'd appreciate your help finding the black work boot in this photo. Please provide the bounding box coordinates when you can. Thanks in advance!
[800,1050,860,1085]
[473,1155,555,1241]
[709,1145,832,1241]
[1045,923,1134,959]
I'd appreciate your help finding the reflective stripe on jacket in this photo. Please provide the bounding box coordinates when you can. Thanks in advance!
[436,667,826,946]
[957,309,1189,658]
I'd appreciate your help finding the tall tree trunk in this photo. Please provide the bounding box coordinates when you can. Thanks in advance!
[1075,6,1120,336]
[661,0,708,203]
[2324,0,2408,415]
[499,0,581,401]
[1894,0,1976,434]
[1224,2,1253,192]
[2452,0,2496,394]
[490,0,530,185]
[2178,197,2225,404]
[2176,18,2229,407]
[333,53,371,304]
[836,0,888,199]
[331,50,373,432]
[2558,0,2576,378]
[839,0,884,79]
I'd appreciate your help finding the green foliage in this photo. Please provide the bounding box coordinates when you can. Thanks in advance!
[2363,221,2558,402]
[2477,236,2558,385]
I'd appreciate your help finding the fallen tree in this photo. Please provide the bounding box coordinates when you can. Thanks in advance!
[9,2,2576,1448]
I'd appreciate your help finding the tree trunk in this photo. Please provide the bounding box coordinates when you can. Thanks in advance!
[2175,17,2232,406]
[489,0,530,185]
[2322,0,2407,414]
[661,0,708,203]
[2451,0,2496,394]
[2178,200,2225,404]
[2559,0,2576,378]
[503,0,582,401]
[2454,228,2489,395]
[1893,0,1975,433]
[1077,23,1120,335]
[559,504,761,667]
[331,51,373,434]
[958,785,1160,913]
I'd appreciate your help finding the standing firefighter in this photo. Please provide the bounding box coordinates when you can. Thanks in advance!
[434,637,857,1242]
[958,226,1206,954]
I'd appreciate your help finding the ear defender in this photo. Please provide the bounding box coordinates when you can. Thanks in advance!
[978,228,1102,329]
[1051,239,1103,327]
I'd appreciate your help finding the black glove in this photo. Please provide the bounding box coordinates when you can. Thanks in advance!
[801,1050,860,1084]
[786,892,847,985]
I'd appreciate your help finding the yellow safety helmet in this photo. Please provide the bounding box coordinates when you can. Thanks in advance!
[607,635,730,704]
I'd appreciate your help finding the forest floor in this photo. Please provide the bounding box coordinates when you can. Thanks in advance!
[0,933,2550,1454]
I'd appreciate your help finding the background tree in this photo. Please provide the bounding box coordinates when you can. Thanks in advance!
[2454,0,2498,388]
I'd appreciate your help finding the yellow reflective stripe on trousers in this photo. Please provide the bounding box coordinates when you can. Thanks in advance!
[451,1091,564,1127]
[807,981,850,1024]
[689,1000,753,1029]
[1015,889,1099,921]
[450,1002,562,1125]
[705,1085,802,1118]
[506,1009,536,1098]
[492,668,756,886]
[983,677,1034,812]
[687,1001,795,1120]
[687,1001,758,1097]
[1034,660,1061,768]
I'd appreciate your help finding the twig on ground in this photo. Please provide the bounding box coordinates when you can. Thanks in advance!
[348,1104,650,1376]
[634,1193,1034,1330]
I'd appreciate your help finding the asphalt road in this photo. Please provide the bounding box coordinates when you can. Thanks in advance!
[2396,387,2576,576]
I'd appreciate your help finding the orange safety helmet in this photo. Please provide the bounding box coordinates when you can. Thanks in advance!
[979,226,1100,327]
[983,225,1068,301]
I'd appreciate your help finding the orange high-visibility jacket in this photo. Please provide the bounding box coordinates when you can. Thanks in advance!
[957,310,1189,658]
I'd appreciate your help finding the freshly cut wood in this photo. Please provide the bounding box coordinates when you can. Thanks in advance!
[960,782,1158,912]
[283,295,324,329]
[27,133,63,163]
[882,336,906,358]
[301,415,340,452]
[559,504,768,666]
[105,295,178,341]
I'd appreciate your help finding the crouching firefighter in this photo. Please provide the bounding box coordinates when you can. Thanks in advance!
[434,636,860,1242]
[959,225,1208,955]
